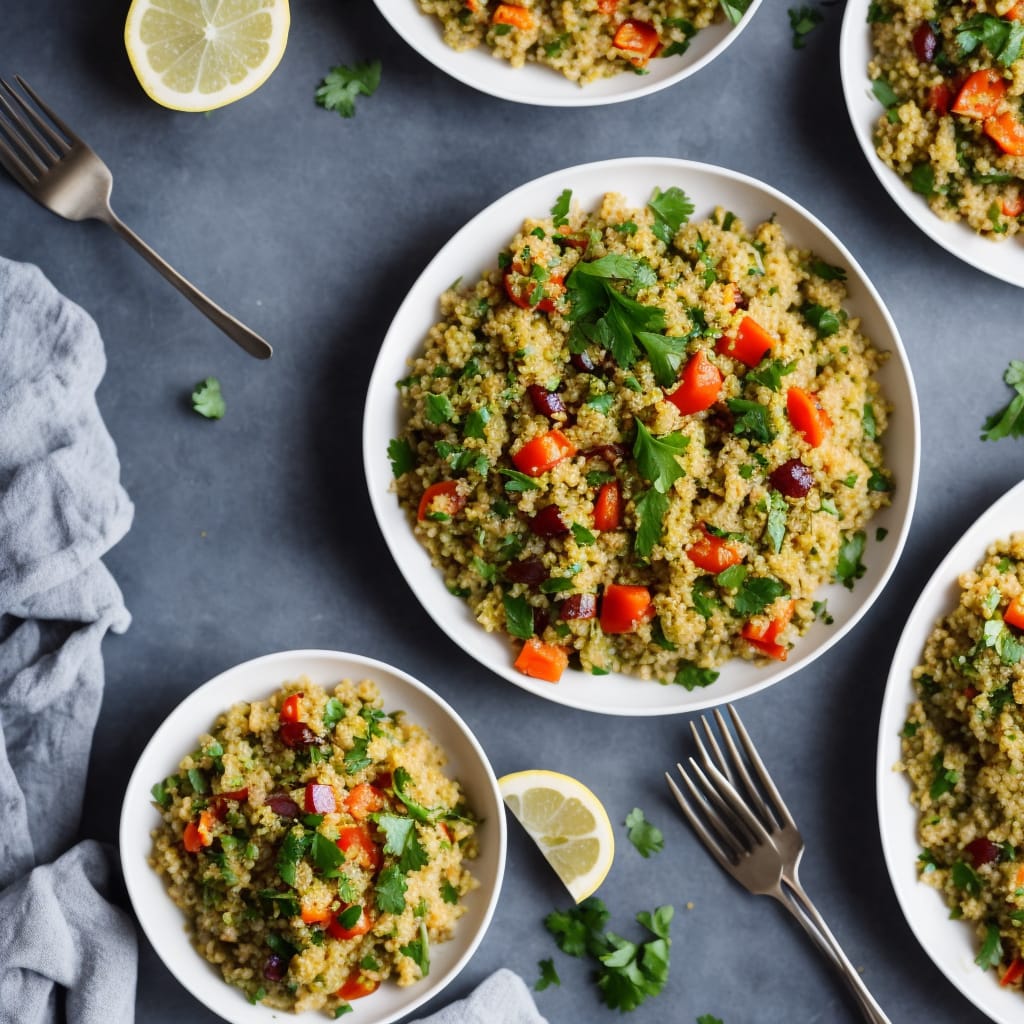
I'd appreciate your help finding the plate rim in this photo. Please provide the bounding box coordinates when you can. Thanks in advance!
[370,0,764,108]
[363,155,921,716]
[876,478,1024,1023]
[839,0,1024,290]
[118,648,507,1024]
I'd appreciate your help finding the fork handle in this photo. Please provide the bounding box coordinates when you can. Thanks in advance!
[104,212,273,360]
[775,880,892,1024]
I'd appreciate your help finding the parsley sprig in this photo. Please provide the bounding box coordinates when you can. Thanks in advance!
[625,807,665,858]
[316,61,382,118]
[956,14,1024,67]
[981,360,1024,441]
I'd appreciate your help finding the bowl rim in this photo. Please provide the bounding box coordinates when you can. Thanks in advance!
[118,648,507,1024]
[876,479,1024,1024]
[370,0,764,108]
[363,155,921,716]
[839,0,1024,290]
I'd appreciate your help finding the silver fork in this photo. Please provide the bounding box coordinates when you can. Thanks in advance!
[0,76,272,360]
[666,705,891,1024]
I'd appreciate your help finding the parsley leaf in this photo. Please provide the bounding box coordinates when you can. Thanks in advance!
[277,830,311,887]
[636,331,689,388]
[648,186,694,244]
[733,576,787,616]
[910,162,936,197]
[535,957,561,990]
[545,897,611,958]
[673,661,719,690]
[635,488,670,558]
[399,921,430,976]
[625,807,665,858]
[375,864,408,914]
[311,832,347,878]
[746,358,796,392]
[765,490,787,554]
[323,697,345,730]
[315,61,382,118]
[788,5,824,48]
[551,189,572,227]
[503,593,535,639]
[392,767,443,822]
[596,905,674,1011]
[957,14,1024,66]
[387,437,415,477]
[809,259,847,281]
[835,530,867,590]
[499,467,542,492]
[981,360,1024,441]
[720,0,751,24]
[802,303,846,338]
[976,923,1003,970]
[440,879,459,904]
[952,859,982,896]
[425,393,455,424]
[192,377,225,419]
[374,813,429,873]
[463,406,490,439]
[727,398,775,444]
[633,421,689,492]
[929,752,959,800]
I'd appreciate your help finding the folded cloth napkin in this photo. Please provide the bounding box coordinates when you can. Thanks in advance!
[412,969,549,1024]
[0,257,137,1024]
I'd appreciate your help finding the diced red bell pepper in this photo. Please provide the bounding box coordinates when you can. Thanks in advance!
[183,810,215,853]
[1001,194,1024,218]
[300,900,333,925]
[952,69,1007,120]
[513,637,569,683]
[786,387,831,448]
[304,782,337,814]
[279,692,302,723]
[417,480,466,521]
[600,584,655,634]
[344,783,384,821]
[716,316,775,367]
[1001,958,1024,987]
[741,600,795,661]
[612,19,661,66]
[666,350,723,415]
[326,904,373,941]
[686,523,744,573]
[1005,596,1024,630]
[337,824,382,872]
[336,971,380,1001]
[511,429,576,476]
[593,481,622,531]
[985,111,1024,157]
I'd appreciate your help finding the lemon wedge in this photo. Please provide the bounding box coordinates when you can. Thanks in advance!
[124,0,290,112]
[499,770,615,903]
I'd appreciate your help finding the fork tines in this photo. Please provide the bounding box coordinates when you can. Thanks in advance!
[0,76,73,187]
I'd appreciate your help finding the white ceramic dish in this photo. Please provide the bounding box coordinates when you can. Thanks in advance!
[363,156,921,716]
[371,0,762,107]
[877,479,1024,1024]
[119,649,506,1024]
[839,0,1024,289]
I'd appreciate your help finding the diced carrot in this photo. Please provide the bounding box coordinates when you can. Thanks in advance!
[666,350,723,415]
[511,429,576,476]
[985,111,1024,156]
[1016,864,1024,886]
[183,810,214,854]
[1001,958,1024,987]
[513,637,569,682]
[593,480,622,531]
[301,901,333,925]
[336,971,380,1000]
[344,783,384,820]
[326,904,373,941]
[417,480,466,521]
[492,3,534,29]
[503,268,565,312]
[952,69,1007,120]
[716,316,775,367]
[600,583,655,634]
[927,82,953,115]
[1002,194,1024,218]
[742,600,795,661]
[787,387,832,448]
[279,692,302,723]
[337,825,382,872]
[612,19,661,66]
[1005,596,1024,630]
[686,523,744,574]
[596,0,619,12]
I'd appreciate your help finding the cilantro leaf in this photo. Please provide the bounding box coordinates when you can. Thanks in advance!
[788,5,824,48]
[375,864,408,914]
[802,303,846,338]
[726,398,775,444]
[399,921,430,976]
[634,487,670,558]
[929,752,958,800]
[625,807,665,858]
[463,406,490,439]
[981,360,1024,441]
[392,767,444,822]
[952,859,982,896]
[633,421,689,492]
[957,14,1024,66]
[636,332,689,388]
[765,490,787,554]
[746,358,795,392]
[503,593,535,639]
[315,61,382,118]
[277,830,311,887]
[387,438,415,477]
[976,923,1003,970]
[733,576,787,616]
[499,467,542,492]
[551,188,572,227]
[835,530,867,589]
[374,812,429,873]
[545,897,611,958]
[311,832,347,878]
[425,393,455,424]
[323,697,345,730]
[440,879,459,904]
[192,377,225,419]
[720,0,751,24]
[648,186,694,244]
[535,957,561,991]
[673,661,719,690]
[596,905,674,1011]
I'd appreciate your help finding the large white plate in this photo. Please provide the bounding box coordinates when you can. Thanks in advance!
[877,479,1024,1023]
[372,0,763,107]
[119,650,506,1024]
[840,0,1024,289]
[363,157,920,716]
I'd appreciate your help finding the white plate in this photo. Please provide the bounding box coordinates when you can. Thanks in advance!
[119,650,506,1024]
[840,0,1024,289]
[371,0,763,107]
[877,479,1024,1024]
[363,156,921,716]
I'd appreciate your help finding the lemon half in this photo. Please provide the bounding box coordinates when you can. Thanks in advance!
[125,0,291,112]
[499,770,615,903]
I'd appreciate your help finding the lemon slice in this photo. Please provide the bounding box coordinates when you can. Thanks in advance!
[125,0,291,112]
[499,770,614,903]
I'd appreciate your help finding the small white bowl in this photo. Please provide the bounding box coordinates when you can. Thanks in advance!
[877,478,1024,1024]
[840,0,1024,289]
[371,0,763,107]
[362,156,921,717]
[119,649,506,1024]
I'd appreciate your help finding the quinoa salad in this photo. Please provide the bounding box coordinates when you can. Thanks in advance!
[414,0,745,83]
[868,0,1024,237]
[898,536,1024,988]
[148,678,478,1016]
[387,187,894,690]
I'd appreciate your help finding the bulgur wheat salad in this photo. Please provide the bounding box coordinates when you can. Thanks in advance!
[899,536,1024,989]
[415,0,749,83]
[868,0,1024,237]
[148,678,478,1015]
[387,187,894,689]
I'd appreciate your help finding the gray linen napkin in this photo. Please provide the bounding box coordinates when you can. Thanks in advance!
[0,257,137,1024]
[412,969,548,1024]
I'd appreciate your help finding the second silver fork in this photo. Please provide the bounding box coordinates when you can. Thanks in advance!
[667,706,891,1024]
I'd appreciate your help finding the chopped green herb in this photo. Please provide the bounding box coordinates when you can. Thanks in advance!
[765,490,787,554]
[634,488,670,558]
[976,923,1003,970]
[463,406,490,439]
[571,523,596,546]
[747,358,796,392]
[323,698,345,730]
[499,468,541,492]
[812,599,834,625]
[315,61,382,118]
[551,189,572,227]
[441,879,460,904]
[727,398,775,444]
[981,360,1024,441]
[930,752,959,800]
[192,377,225,420]
[399,921,431,976]
[788,5,824,48]
[862,403,877,440]
[720,0,751,24]
[503,593,535,640]
[835,530,867,589]
[648,186,695,244]
[956,14,1024,67]
[375,864,408,915]
[187,767,209,795]
[809,259,847,281]
[625,807,665,858]
[374,813,429,874]
[803,303,846,338]
[535,957,561,991]
[633,422,689,492]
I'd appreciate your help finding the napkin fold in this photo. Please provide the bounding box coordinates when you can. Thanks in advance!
[0,257,137,1024]
[413,969,549,1024]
